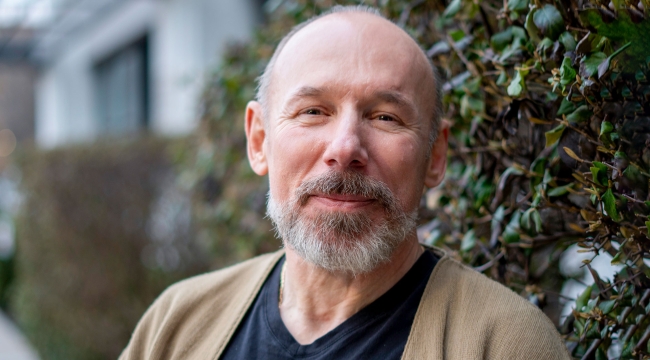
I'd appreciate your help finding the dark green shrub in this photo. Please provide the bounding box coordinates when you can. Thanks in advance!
[191,0,649,358]
[0,255,13,310]
[12,137,209,359]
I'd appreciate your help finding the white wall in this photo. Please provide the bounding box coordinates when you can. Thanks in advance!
[35,0,259,148]
[152,0,258,135]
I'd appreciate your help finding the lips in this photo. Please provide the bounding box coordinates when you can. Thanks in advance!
[310,193,375,209]
[294,169,395,210]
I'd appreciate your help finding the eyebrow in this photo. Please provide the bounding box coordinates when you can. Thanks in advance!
[374,90,416,112]
[286,86,327,100]
[285,86,418,114]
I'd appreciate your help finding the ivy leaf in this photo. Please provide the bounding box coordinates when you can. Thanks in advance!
[491,28,513,52]
[598,299,616,314]
[580,52,607,78]
[532,209,542,233]
[460,95,484,119]
[507,0,528,11]
[542,169,552,186]
[545,124,565,147]
[575,318,585,336]
[593,161,607,171]
[472,176,494,210]
[566,105,592,124]
[492,205,506,229]
[499,37,524,62]
[461,229,476,252]
[645,220,650,237]
[449,29,466,42]
[597,42,632,78]
[443,0,463,18]
[502,211,522,243]
[525,7,541,43]
[603,188,621,222]
[531,190,542,207]
[600,121,614,136]
[507,70,526,97]
[590,167,602,185]
[584,320,601,339]
[560,57,577,89]
[576,285,593,310]
[529,156,547,188]
[510,26,528,41]
[548,183,572,197]
[496,71,508,85]
[559,31,577,51]
[557,98,576,116]
[623,164,644,185]
[427,41,451,57]
[521,208,532,231]
[465,76,482,93]
[590,161,608,186]
[533,5,564,40]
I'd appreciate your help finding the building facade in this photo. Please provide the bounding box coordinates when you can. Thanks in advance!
[0,26,36,145]
[32,0,262,148]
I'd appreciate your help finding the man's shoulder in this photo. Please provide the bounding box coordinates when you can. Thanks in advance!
[119,250,283,360]
[433,255,558,328]
[434,256,538,313]
[407,250,571,359]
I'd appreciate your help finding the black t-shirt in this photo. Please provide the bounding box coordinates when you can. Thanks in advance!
[221,250,437,360]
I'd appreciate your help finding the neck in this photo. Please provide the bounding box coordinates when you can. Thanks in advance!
[279,235,423,345]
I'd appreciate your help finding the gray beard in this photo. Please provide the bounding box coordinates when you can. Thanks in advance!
[266,170,418,276]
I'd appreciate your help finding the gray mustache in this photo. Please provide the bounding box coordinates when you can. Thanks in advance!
[295,170,398,211]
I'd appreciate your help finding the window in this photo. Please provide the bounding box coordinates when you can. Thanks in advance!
[94,36,149,136]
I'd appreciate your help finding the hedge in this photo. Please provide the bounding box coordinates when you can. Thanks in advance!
[12,137,209,359]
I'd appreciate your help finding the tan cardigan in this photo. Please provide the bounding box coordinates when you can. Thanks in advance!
[119,248,571,359]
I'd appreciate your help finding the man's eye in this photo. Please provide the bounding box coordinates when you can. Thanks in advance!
[377,114,395,121]
[304,109,322,115]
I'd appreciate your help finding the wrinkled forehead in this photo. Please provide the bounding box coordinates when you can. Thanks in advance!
[269,13,435,115]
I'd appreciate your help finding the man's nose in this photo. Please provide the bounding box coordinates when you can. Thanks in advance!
[322,112,368,169]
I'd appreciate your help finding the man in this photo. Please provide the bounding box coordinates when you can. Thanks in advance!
[120,5,570,359]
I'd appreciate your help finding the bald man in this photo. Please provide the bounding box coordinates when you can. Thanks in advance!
[120,6,571,360]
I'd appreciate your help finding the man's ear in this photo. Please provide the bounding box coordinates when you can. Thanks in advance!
[245,101,268,176]
[423,120,449,188]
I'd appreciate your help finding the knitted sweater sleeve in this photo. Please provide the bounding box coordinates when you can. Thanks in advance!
[483,296,572,359]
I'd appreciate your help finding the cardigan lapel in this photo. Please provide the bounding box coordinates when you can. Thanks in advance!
[401,246,450,360]
[212,250,285,359]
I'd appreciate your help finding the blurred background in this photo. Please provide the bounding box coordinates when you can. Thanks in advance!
[0,0,648,359]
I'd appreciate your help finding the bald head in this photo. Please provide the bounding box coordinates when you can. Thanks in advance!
[256,5,442,144]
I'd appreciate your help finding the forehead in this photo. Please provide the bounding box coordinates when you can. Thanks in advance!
[270,13,434,109]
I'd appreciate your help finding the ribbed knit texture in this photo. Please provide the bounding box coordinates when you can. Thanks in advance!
[119,248,571,360]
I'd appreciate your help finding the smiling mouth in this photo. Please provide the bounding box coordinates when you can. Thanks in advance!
[294,169,394,210]
[310,193,376,209]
